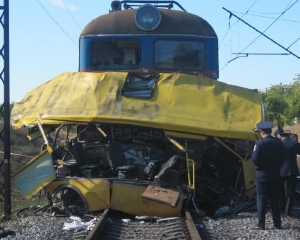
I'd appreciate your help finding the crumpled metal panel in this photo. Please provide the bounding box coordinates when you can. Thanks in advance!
[12,150,56,199]
[11,72,263,141]
[46,178,111,212]
[142,184,181,207]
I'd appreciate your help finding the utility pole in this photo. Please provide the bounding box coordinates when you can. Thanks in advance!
[0,0,11,220]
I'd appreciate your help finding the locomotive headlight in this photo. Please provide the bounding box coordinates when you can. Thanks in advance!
[134,5,161,31]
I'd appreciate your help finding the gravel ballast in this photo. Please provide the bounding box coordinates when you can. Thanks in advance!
[0,208,299,239]
[197,208,300,240]
[0,216,74,240]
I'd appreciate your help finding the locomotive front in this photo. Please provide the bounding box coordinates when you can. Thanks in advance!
[79,1,219,79]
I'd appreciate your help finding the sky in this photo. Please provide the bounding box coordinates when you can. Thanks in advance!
[1,0,300,102]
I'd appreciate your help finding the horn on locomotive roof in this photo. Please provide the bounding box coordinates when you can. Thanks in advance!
[110,1,187,12]
[111,1,122,11]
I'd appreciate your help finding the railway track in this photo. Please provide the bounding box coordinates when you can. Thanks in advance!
[73,209,202,240]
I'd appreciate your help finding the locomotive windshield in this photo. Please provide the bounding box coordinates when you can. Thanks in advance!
[90,39,141,70]
[88,38,205,72]
[155,39,205,70]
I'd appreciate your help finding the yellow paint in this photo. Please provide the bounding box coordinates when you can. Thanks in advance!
[46,179,183,216]
[242,158,256,199]
[13,150,56,199]
[11,72,263,141]
[164,130,207,140]
[46,178,111,211]
[27,131,41,141]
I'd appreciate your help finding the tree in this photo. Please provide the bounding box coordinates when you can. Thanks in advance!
[261,77,300,125]
[260,83,288,123]
[284,78,300,123]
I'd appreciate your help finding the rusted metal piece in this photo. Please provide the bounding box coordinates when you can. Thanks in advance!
[73,230,88,240]
[142,184,181,207]
[185,209,202,240]
[85,208,109,240]
[27,204,52,216]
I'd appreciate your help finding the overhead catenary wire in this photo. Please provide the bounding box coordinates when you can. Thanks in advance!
[231,52,289,56]
[287,38,300,49]
[227,52,290,64]
[219,0,258,50]
[229,11,300,23]
[233,0,298,56]
[219,0,258,71]
[223,7,300,60]
[62,0,82,30]
[35,0,78,47]
[220,0,300,71]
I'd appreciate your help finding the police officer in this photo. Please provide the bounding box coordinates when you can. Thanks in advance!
[279,131,300,216]
[252,121,284,230]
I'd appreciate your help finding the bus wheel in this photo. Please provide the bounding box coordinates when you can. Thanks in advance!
[52,187,87,212]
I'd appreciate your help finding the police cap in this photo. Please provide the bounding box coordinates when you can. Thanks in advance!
[279,131,290,137]
[256,121,275,130]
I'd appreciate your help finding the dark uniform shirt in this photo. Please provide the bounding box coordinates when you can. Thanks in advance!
[280,138,300,176]
[252,135,284,181]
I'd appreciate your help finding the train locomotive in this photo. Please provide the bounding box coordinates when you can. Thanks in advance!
[11,1,263,217]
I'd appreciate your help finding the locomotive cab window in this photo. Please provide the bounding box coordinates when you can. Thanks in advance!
[154,40,205,71]
[90,39,141,70]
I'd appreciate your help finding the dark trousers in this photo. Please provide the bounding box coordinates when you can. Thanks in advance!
[279,175,297,216]
[256,178,281,228]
